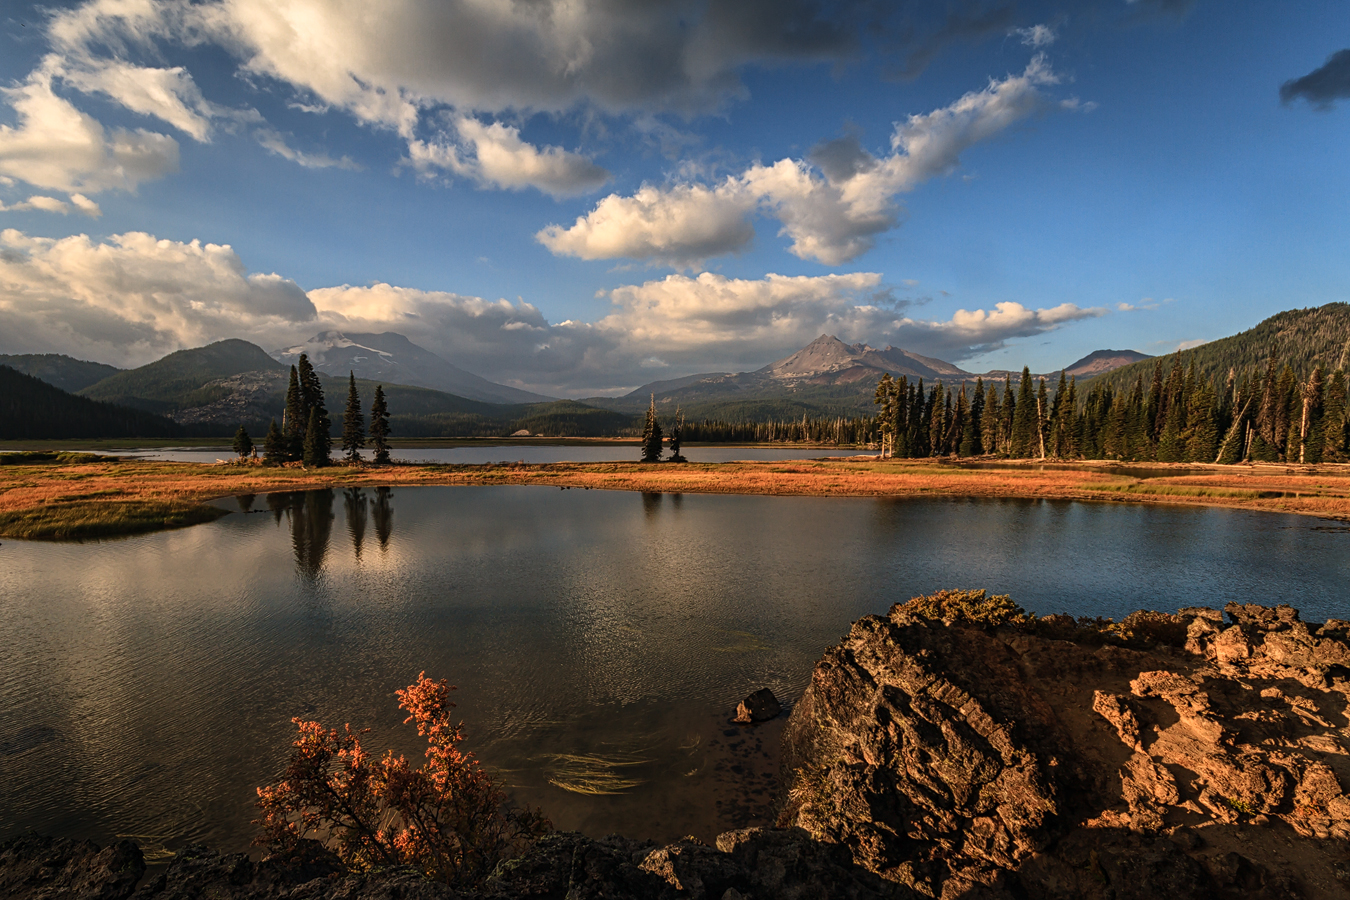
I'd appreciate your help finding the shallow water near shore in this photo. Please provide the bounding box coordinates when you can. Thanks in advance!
[1,486,1346,857]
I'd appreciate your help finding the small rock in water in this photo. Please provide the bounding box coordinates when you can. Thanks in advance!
[733,688,781,723]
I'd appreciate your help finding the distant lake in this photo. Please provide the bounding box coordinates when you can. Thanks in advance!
[95,445,876,465]
[2,487,1345,859]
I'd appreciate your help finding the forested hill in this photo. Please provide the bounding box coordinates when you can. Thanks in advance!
[0,353,123,393]
[0,366,182,439]
[1087,303,1350,394]
[81,339,285,413]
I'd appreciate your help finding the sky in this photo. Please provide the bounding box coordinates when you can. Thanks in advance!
[0,0,1347,397]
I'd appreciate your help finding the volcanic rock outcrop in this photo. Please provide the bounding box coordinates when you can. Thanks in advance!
[778,591,1350,898]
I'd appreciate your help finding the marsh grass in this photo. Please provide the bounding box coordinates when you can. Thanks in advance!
[4,456,1350,540]
[0,498,228,540]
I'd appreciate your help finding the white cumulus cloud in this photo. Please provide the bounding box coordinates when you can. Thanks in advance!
[0,228,315,367]
[409,117,608,197]
[0,62,180,194]
[537,181,757,265]
[540,56,1084,266]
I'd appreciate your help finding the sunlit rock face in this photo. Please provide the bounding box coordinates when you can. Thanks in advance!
[780,597,1350,899]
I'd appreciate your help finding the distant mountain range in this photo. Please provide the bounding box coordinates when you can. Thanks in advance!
[2,328,1158,436]
[588,335,1153,417]
[272,331,552,405]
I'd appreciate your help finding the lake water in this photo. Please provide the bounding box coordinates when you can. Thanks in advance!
[1,487,1346,859]
[94,445,876,465]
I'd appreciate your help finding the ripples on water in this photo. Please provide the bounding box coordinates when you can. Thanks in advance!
[0,487,1345,855]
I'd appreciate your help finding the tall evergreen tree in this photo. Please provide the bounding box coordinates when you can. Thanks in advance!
[283,364,305,461]
[1000,375,1016,456]
[296,354,332,464]
[1323,370,1347,461]
[1034,377,1049,459]
[1183,382,1218,463]
[982,381,1000,457]
[233,424,254,459]
[303,408,329,467]
[263,418,286,465]
[641,394,663,462]
[1299,365,1325,464]
[960,377,985,456]
[369,385,392,465]
[341,372,365,465]
[1009,368,1035,457]
[874,373,896,458]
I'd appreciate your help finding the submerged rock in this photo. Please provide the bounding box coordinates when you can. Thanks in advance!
[734,688,783,724]
[778,592,1350,899]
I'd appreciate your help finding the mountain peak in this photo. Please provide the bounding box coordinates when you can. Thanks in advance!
[1062,349,1153,377]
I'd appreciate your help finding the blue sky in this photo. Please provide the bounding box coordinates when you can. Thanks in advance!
[0,0,1347,396]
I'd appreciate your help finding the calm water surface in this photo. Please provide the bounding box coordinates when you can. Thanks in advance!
[1,487,1346,857]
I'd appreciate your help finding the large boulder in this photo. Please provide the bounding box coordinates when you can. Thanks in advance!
[778,591,1350,899]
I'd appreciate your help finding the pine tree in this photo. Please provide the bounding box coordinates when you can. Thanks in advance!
[283,365,305,461]
[302,408,329,467]
[982,381,1001,457]
[1323,370,1347,461]
[1000,375,1016,456]
[263,418,287,465]
[1034,378,1049,459]
[369,385,392,465]
[297,354,332,464]
[1156,376,1187,463]
[960,377,984,456]
[874,373,895,458]
[342,372,365,465]
[1183,382,1218,463]
[1010,368,1035,458]
[1060,378,1079,458]
[641,394,663,462]
[1299,366,1325,464]
[233,424,254,459]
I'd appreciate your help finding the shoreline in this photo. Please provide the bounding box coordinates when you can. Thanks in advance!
[5,454,1350,540]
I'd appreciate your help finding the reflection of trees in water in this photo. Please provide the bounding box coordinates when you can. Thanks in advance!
[266,491,288,524]
[344,488,368,558]
[642,492,662,518]
[292,490,335,579]
[372,487,393,550]
[262,490,336,578]
[237,493,256,513]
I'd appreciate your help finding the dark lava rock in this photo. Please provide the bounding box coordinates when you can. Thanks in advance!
[0,833,144,900]
[734,689,783,724]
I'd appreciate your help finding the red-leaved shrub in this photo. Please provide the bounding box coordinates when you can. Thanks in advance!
[256,673,549,886]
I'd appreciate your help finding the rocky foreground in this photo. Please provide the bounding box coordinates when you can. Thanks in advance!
[6,596,1350,899]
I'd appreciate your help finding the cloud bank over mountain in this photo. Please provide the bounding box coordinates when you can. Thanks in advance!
[0,228,1104,395]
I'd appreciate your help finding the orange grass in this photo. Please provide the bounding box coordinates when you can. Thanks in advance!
[4,456,1350,540]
